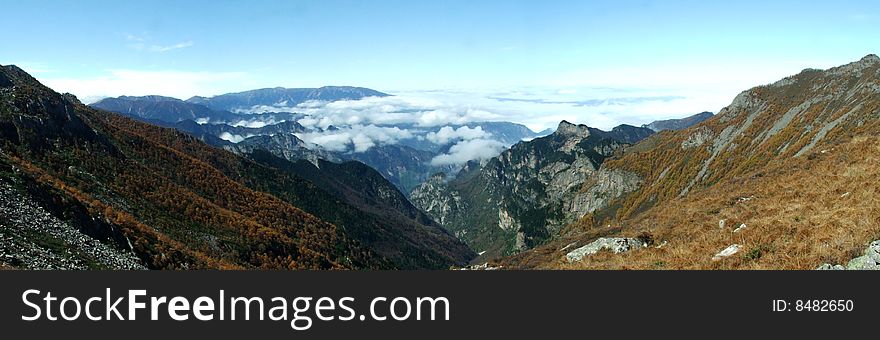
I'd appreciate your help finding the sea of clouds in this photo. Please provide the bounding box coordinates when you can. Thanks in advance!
[226,87,720,165]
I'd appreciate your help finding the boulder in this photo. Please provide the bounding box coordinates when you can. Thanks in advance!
[565,237,643,262]
[845,240,880,270]
[816,263,845,270]
[712,244,742,261]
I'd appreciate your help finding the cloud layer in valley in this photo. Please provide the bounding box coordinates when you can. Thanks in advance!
[250,87,722,134]
[425,126,489,144]
[295,125,415,153]
[242,86,729,165]
[430,139,506,166]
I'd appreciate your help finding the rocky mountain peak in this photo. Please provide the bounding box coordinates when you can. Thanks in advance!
[860,54,879,64]
[825,53,880,77]
[555,120,591,139]
[1,64,38,88]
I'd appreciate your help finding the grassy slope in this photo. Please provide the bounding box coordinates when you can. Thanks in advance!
[498,57,880,269]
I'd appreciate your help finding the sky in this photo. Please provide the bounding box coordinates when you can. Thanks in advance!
[2,0,879,131]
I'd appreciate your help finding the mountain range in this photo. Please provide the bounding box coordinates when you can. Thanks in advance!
[411,121,655,258]
[642,111,714,131]
[0,65,473,269]
[6,55,878,271]
[92,93,551,195]
[493,54,880,269]
[186,86,390,113]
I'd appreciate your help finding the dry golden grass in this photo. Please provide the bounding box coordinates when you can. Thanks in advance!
[523,134,880,270]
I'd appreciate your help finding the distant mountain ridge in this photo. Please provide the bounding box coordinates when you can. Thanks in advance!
[643,111,714,132]
[0,64,474,270]
[90,94,545,194]
[187,86,391,112]
[91,95,241,123]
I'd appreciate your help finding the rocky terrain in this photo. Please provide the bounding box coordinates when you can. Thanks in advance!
[91,95,547,195]
[0,182,145,270]
[643,111,714,131]
[494,55,880,270]
[411,121,655,258]
[1,64,474,269]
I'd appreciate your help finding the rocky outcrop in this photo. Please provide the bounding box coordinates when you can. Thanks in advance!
[0,182,146,270]
[568,169,642,218]
[816,264,845,270]
[845,240,880,270]
[225,133,339,166]
[815,240,880,270]
[410,173,467,228]
[681,127,714,149]
[712,244,742,261]
[644,112,714,132]
[412,121,653,258]
[565,237,644,262]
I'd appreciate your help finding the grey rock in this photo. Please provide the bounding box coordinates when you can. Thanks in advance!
[565,237,644,262]
[816,263,845,270]
[0,182,146,270]
[681,127,714,149]
[712,244,742,261]
[845,240,880,270]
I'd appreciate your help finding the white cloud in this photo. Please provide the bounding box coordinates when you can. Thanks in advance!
[426,126,490,145]
[123,33,194,53]
[430,139,506,166]
[230,118,283,128]
[294,125,415,153]
[148,41,195,53]
[218,132,251,143]
[266,87,726,133]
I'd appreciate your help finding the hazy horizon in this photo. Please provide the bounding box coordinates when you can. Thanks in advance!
[3,0,879,131]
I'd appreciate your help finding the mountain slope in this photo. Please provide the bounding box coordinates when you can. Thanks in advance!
[0,64,472,269]
[643,111,714,131]
[187,86,390,112]
[88,94,545,194]
[248,153,475,268]
[497,54,880,269]
[411,121,654,258]
[91,95,241,123]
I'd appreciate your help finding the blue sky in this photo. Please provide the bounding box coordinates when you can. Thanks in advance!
[2,0,879,130]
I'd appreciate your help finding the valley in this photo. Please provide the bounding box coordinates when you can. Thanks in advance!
[3,55,880,270]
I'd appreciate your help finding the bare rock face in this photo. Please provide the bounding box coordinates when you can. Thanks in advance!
[568,169,642,218]
[0,182,146,270]
[225,133,339,166]
[712,244,742,261]
[816,264,845,270]
[411,121,653,258]
[681,127,714,149]
[555,120,592,139]
[565,237,644,262]
[846,240,880,270]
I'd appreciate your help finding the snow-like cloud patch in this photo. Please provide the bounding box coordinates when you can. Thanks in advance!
[218,132,251,143]
[254,87,724,133]
[426,126,490,145]
[430,139,506,166]
[230,118,284,128]
[294,125,415,153]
